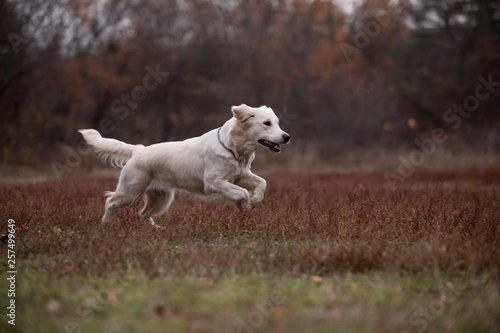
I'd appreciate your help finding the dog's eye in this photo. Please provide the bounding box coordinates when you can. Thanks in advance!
[263,121,271,126]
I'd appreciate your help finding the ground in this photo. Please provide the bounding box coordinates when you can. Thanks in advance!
[1,169,499,333]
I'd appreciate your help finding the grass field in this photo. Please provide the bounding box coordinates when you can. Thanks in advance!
[1,169,500,333]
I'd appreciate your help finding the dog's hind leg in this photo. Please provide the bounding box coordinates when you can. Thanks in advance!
[139,188,175,229]
[102,166,151,223]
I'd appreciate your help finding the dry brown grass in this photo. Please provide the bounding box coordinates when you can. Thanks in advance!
[2,168,499,279]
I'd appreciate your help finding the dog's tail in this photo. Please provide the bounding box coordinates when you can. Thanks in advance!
[78,129,144,168]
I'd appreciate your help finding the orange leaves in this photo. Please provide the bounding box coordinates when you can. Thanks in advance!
[306,40,347,90]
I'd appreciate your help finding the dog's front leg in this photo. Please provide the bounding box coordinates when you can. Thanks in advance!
[236,172,267,207]
[205,179,251,209]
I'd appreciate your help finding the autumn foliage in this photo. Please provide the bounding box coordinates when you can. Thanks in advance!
[1,0,500,167]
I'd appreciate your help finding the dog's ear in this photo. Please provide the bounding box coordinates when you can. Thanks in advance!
[232,104,254,122]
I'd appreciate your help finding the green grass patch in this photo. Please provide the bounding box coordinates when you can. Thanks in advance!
[1,263,499,333]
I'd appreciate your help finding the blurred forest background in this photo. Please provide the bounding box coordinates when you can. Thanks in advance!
[1,0,500,173]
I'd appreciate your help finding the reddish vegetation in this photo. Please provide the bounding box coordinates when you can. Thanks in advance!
[1,169,499,279]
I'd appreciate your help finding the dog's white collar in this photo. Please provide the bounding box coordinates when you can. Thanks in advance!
[217,127,238,160]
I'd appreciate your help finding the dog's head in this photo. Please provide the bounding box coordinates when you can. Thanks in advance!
[231,104,291,153]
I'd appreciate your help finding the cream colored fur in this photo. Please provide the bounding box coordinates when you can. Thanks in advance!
[79,104,290,228]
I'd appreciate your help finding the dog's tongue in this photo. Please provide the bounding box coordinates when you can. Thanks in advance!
[259,139,280,152]
[267,140,279,149]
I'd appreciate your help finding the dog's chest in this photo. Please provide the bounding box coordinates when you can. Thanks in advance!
[227,159,251,181]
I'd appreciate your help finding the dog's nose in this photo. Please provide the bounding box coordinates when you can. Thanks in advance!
[282,133,291,143]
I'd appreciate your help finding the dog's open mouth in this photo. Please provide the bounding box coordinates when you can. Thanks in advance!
[258,139,281,152]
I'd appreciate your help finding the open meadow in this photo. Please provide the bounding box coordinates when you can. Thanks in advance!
[2,0,500,332]
[1,169,500,333]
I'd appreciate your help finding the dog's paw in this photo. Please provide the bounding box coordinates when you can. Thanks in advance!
[237,200,252,211]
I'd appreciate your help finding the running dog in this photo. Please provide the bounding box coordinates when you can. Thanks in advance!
[79,104,291,227]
